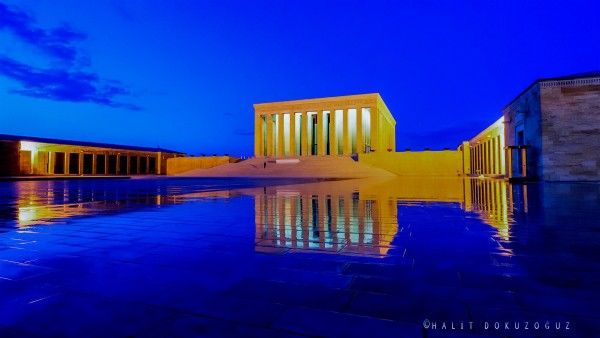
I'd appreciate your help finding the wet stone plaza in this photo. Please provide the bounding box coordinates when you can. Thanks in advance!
[0,178,598,337]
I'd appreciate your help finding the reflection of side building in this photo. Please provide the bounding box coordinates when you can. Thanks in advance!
[4,181,183,228]
[0,134,183,176]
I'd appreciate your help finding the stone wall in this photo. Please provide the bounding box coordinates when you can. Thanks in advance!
[359,150,463,177]
[540,80,600,181]
[502,84,543,178]
[166,156,239,175]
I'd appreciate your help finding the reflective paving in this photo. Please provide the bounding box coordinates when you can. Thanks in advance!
[0,177,598,337]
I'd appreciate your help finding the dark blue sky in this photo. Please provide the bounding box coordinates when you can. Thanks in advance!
[1,0,599,155]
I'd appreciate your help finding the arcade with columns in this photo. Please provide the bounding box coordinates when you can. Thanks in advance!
[254,93,396,157]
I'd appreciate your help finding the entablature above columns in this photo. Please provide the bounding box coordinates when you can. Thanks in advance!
[253,93,381,116]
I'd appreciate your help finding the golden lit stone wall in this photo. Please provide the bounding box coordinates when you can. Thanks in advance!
[359,150,464,177]
[166,156,238,175]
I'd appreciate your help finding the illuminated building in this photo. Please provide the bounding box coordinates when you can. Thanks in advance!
[461,72,600,181]
[0,134,183,176]
[253,93,396,157]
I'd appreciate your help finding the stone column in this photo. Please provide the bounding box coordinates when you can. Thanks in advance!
[356,107,364,154]
[370,106,379,153]
[316,110,325,155]
[79,152,84,175]
[301,112,308,156]
[266,113,274,157]
[329,109,337,156]
[289,111,296,156]
[277,113,285,157]
[254,114,263,157]
[343,109,351,155]
[461,141,471,175]
[64,154,70,175]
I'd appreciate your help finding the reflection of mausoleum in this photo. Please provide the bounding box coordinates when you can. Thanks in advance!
[251,177,532,255]
[253,182,398,256]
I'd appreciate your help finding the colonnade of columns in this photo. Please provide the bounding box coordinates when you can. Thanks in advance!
[470,135,505,175]
[255,107,376,157]
[45,150,158,175]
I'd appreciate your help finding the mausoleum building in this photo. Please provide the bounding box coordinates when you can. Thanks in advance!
[254,93,396,157]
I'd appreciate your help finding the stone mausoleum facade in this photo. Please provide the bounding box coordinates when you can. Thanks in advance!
[253,93,396,157]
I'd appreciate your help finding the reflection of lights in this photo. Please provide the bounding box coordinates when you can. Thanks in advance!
[18,206,38,225]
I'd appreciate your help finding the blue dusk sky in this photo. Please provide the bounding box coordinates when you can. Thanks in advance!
[1,0,599,155]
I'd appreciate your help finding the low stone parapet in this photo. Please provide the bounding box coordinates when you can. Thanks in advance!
[166,156,239,175]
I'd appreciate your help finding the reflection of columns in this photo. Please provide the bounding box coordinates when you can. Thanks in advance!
[277,113,284,157]
[370,107,378,152]
[329,109,337,155]
[255,195,264,242]
[358,199,365,248]
[289,112,296,156]
[343,109,351,155]
[266,114,274,157]
[300,112,308,156]
[506,148,512,178]
[356,107,363,154]
[318,195,325,248]
[331,196,339,251]
[463,177,472,211]
[317,110,324,155]
[290,196,297,247]
[301,195,309,248]
[343,195,351,242]
[278,197,286,245]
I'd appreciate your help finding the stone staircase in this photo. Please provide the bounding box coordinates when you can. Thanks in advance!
[176,156,395,178]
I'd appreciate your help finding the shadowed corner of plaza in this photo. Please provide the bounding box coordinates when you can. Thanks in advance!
[0,73,599,337]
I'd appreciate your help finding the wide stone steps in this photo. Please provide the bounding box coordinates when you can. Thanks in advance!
[177,156,395,178]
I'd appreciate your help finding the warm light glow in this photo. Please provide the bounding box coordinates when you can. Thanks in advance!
[348,108,357,153]
[20,141,39,152]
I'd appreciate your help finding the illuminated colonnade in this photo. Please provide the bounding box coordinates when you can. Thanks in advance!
[254,93,396,157]
[467,117,506,176]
